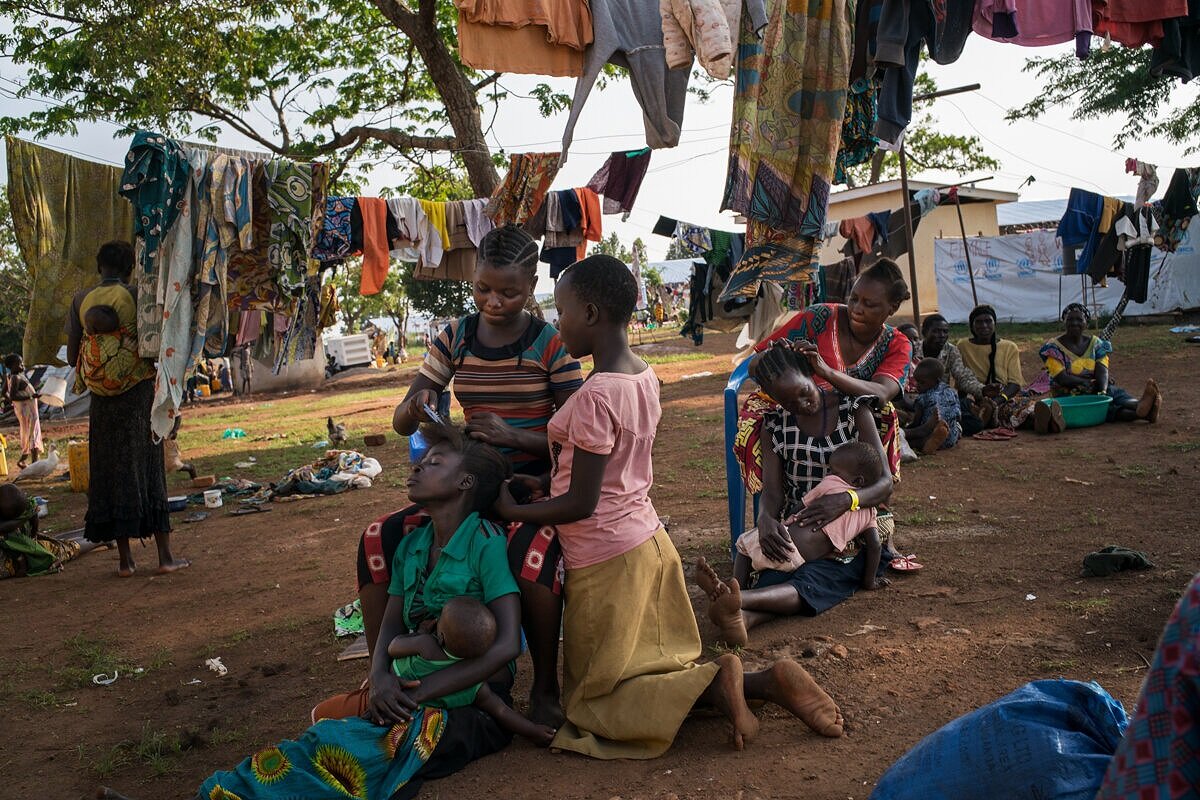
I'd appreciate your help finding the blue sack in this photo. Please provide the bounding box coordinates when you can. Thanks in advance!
[871,680,1128,800]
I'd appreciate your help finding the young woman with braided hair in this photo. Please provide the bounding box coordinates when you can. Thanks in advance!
[698,337,897,645]
[315,224,583,732]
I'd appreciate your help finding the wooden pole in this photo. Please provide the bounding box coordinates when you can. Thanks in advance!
[954,190,979,307]
[898,144,921,327]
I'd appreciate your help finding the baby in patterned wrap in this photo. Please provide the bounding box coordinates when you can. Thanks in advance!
[736,441,888,590]
[387,596,556,745]
[84,304,121,335]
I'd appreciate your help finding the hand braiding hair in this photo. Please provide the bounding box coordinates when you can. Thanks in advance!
[752,341,814,387]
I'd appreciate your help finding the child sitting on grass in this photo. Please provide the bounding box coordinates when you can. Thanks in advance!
[734,441,888,592]
[904,357,961,454]
[386,595,555,745]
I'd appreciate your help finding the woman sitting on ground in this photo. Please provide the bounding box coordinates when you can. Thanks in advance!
[699,343,897,647]
[176,428,530,800]
[1035,303,1161,433]
[736,259,913,497]
[318,224,583,730]
[956,304,1042,431]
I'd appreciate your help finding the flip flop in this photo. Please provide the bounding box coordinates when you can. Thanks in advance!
[229,505,271,516]
[182,512,209,524]
[890,555,924,572]
[973,430,1007,441]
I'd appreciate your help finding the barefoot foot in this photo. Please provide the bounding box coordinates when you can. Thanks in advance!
[1136,379,1158,418]
[764,660,843,738]
[706,653,759,750]
[695,556,725,601]
[707,578,749,647]
[528,691,566,730]
[117,558,136,578]
[921,420,950,454]
[155,558,191,575]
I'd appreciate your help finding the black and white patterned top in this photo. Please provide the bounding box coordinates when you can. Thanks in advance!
[764,395,872,514]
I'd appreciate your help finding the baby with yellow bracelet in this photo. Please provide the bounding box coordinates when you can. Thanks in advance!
[735,441,888,590]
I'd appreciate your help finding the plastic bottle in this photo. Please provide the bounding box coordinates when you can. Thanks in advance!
[408,428,429,464]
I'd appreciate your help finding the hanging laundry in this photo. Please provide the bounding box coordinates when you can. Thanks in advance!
[5,138,134,365]
[148,157,197,441]
[545,189,584,247]
[314,197,356,261]
[542,247,578,279]
[120,131,190,277]
[722,0,851,239]
[674,221,713,254]
[264,159,316,296]
[559,0,694,162]
[652,215,678,237]
[188,148,231,359]
[849,0,884,82]
[1151,3,1200,82]
[661,0,736,79]
[1057,188,1106,276]
[972,0,1092,57]
[416,200,481,282]
[461,198,494,246]
[226,164,279,311]
[839,216,878,256]
[386,197,443,268]
[358,197,391,296]
[834,78,879,186]
[1126,159,1160,207]
[875,0,976,146]
[574,187,602,260]
[419,200,452,251]
[223,155,254,251]
[236,308,263,347]
[1152,168,1200,253]
[455,0,593,78]
[486,152,561,224]
[913,188,940,216]
[1095,0,1186,49]
[822,257,857,304]
[586,149,652,214]
[719,221,816,302]
[318,282,339,330]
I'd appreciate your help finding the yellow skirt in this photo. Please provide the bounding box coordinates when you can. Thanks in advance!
[553,528,720,759]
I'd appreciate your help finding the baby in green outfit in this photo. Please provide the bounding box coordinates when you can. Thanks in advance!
[388,595,555,745]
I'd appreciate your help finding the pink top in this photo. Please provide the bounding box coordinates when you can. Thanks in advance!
[804,475,878,551]
[973,0,1092,49]
[548,367,662,569]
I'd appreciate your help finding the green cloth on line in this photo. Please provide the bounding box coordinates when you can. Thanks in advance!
[333,598,363,638]
[6,137,134,365]
[1082,546,1154,578]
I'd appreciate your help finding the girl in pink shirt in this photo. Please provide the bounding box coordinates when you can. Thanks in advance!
[496,255,845,758]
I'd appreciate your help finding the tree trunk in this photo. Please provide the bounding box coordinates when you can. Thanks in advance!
[373,0,500,197]
[869,150,886,185]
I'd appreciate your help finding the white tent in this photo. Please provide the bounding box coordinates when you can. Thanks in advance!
[934,227,1200,323]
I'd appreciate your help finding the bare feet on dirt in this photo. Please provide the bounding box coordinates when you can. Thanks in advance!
[117,558,136,578]
[707,578,749,648]
[922,419,950,454]
[707,653,760,750]
[528,692,566,731]
[1138,379,1161,423]
[155,558,191,575]
[764,660,844,738]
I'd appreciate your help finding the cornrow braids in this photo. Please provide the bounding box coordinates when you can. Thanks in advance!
[859,258,911,305]
[477,223,539,277]
[1061,302,1091,325]
[751,341,814,387]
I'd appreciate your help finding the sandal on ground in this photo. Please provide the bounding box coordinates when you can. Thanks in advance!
[1034,400,1065,435]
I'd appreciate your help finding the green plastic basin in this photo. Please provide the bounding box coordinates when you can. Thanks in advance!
[1042,394,1112,428]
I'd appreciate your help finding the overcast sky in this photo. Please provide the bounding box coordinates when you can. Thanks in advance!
[3,34,1197,278]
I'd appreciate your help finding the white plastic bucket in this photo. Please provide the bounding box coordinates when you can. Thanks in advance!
[203,489,223,508]
[40,375,68,407]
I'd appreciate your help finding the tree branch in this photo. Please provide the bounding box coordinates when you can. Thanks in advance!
[267,86,291,149]
[473,72,501,92]
[317,125,457,155]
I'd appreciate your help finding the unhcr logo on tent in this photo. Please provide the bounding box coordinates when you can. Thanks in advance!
[984,258,1002,281]
[1017,258,1035,278]
[953,260,969,284]
[1052,254,1064,274]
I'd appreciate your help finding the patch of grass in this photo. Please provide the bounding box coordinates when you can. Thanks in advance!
[56,635,132,689]
[1062,597,1112,617]
[898,509,961,526]
[90,744,133,778]
[641,352,710,366]
[1039,659,1079,672]
[707,643,745,657]
[682,457,723,475]
[1164,441,1200,453]
[208,726,248,747]
[994,465,1032,482]
[1117,464,1152,480]
[696,488,727,500]
[133,726,183,777]
[1056,446,1079,458]
[18,689,73,710]
[1087,511,1101,526]
[228,629,252,644]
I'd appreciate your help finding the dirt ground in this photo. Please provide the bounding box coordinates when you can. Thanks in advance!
[2,323,1197,800]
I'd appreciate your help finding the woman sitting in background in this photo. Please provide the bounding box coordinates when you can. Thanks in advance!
[956,304,1042,432]
[1036,303,1161,433]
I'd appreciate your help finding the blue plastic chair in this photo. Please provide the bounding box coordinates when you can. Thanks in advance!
[723,359,760,558]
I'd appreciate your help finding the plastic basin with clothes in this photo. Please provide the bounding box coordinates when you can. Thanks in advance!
[1043,395,1112,428]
